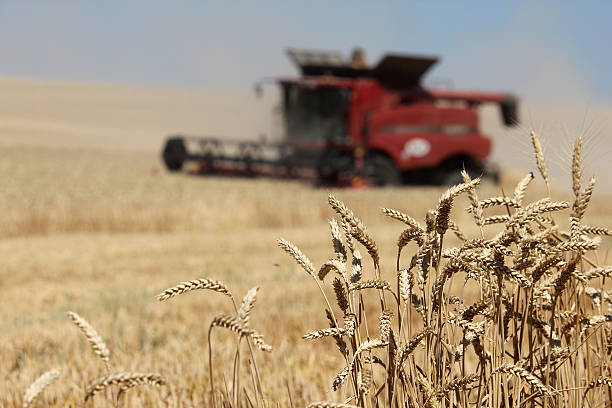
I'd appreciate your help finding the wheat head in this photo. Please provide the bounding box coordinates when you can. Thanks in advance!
[157,278,232,301]
[22,368,60,408]
[85,372,166,401]
[67,311,110,366]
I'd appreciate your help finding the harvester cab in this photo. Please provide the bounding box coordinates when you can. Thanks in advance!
[162,48,518,186]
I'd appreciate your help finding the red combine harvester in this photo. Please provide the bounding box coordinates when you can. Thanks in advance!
[162,49,518,186]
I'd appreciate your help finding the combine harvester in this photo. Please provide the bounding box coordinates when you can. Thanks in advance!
[162,48,518,186]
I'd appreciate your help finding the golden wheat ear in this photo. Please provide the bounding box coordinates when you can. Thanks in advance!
[328,195,380,267]
[435,178,480,235]
[530,130,550,193]
[461,169,483,227]
[211,314,272,352]
[277,238,315,277]
[307,402,359,408]
[381,207,424,233]
[328,218,347,261]
[585,377,612,392]
[302,327,347,340]
[435,373,479,400]
[378,309,393,342]
[572,136,583,197]
[332,277,349,312]
[85,372,166,402]
[238,286,259,326]
[513,172,534,205]
[156,278,233,301]
[492,364,553,397]
[66,311,110,367]
[22,369,60,408]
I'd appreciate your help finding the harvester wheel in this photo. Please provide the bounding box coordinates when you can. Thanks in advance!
[363,154,401,187]
[316,148,352,185]
[435,159,483,186]
[438,170,464,186]
[162,137,187,171]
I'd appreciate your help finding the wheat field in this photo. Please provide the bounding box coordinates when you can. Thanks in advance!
[2,79,612,407]
[3,141,612,406]
[0,143,466,406]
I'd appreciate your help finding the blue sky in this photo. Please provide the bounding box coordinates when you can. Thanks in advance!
[1,1,610,104]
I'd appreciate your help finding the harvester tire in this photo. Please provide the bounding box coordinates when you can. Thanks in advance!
[162,137,187,171]
[435,159,483,186]
[364,154,401,187]
[316,148,352,185]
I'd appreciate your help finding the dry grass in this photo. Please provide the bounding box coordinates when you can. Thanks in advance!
[2,136,612,406]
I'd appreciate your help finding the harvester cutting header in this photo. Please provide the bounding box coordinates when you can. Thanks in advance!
[162,48,518,186]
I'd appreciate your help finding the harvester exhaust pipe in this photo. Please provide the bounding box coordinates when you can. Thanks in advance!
[162,137,187,171]
[500,94,519,126]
